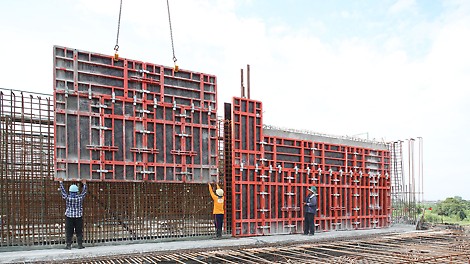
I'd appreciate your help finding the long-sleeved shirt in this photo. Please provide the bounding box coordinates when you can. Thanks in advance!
[209,184,224,215]
[60,182,87,218]
[304,193,317,214]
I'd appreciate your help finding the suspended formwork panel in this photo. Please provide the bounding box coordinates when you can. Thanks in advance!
[229,97,391,237]
[53,46,218,182]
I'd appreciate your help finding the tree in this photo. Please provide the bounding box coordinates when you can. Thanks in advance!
[458,210,467,221]
[435,196,469,220]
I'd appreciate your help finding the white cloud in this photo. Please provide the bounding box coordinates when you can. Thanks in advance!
[389,0,416,14]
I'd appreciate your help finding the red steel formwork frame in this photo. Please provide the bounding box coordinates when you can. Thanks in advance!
[230,97,264,236]
[230,97,391,237]
[53,46,218,182]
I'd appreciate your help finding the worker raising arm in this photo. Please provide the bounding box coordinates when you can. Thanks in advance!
[208,183,224,238]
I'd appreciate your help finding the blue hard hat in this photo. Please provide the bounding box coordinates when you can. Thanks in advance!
[69,184,79,193]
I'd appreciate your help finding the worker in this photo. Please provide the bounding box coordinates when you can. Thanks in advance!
[208,182,225,238]
[59,178,87,249]
[303,186,317,235]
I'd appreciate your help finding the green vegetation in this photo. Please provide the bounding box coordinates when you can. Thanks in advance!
[421,196,470,225]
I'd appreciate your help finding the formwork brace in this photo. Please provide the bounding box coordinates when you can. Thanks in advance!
[92,125,111,130]
[138,109,151,114]
[91,104,108,109]
[171,150,197,156]
[130,148,159,153]
[281,207,300,211]
[138,170,154,174]
[87,145,119,151]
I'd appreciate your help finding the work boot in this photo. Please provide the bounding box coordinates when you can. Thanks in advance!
[78,244,85,249]
[65,244,71,250]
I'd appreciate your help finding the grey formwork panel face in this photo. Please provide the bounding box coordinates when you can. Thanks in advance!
[53,46,218,182]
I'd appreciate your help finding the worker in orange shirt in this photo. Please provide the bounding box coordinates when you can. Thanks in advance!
[208,182,225,238]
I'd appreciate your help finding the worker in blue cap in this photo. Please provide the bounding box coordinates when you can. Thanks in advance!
[59,178,87,249]
[303,186,317,235]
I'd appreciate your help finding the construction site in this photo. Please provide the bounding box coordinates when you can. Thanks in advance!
[1,4,469,263]
[0,44,468,263]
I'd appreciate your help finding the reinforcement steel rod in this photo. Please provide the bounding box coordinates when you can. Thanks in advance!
[179,252,208,264]
[199,251,239,264]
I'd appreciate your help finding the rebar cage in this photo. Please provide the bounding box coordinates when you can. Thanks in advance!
[0,88,217,247]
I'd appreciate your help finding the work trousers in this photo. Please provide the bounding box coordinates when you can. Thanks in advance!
[214,214,224,237]
[65,216,83,245]
[304,212,315,235]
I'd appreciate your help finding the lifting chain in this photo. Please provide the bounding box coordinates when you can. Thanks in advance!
[166,0,178,71]
[114,0,123,61]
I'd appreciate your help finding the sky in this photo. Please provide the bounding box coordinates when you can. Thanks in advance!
[0,0,469,201]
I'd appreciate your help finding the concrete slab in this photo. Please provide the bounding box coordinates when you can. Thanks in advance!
[0,224,416,263]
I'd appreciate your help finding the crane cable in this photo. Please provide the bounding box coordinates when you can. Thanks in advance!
[114,0,123,61]
[166,0,179,71]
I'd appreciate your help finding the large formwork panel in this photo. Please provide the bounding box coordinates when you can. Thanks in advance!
[312,143,391,230]
[53,46,218,182]
[230,97,265,236]
[262,136,314,235]
[230,97,391,237]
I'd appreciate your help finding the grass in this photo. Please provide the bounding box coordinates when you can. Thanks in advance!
[419,203,470,226]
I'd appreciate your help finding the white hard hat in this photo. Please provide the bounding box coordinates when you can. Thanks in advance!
[216,189,224,196]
